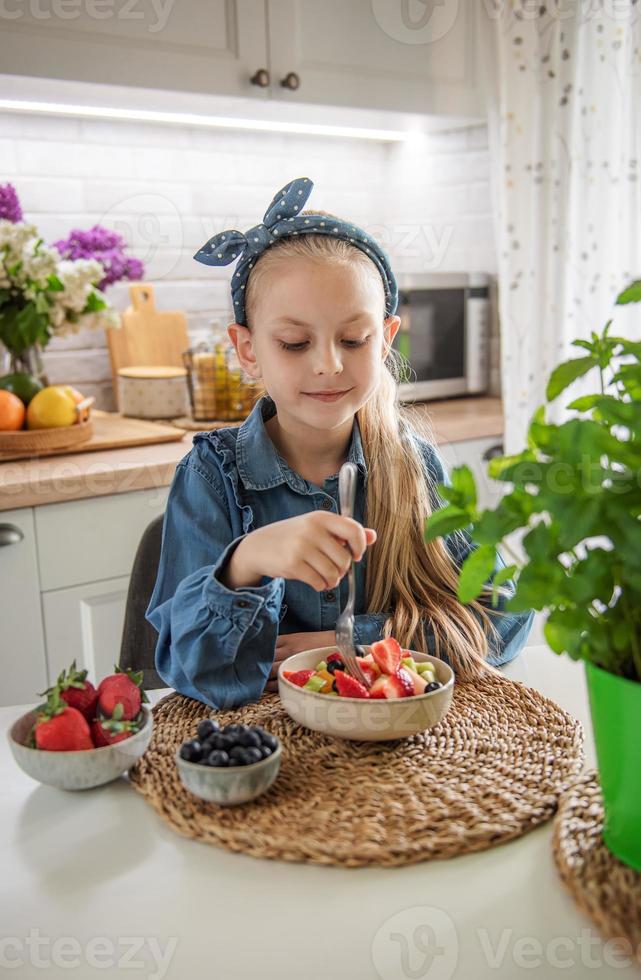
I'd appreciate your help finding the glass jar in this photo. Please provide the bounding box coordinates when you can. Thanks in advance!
[183,324,263,422]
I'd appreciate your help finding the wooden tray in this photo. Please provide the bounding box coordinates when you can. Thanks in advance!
[0,417,93,455]
[0,410,187,462]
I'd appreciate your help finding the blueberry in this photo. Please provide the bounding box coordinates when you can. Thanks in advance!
[179,739,203,762]
[260,732,278,751]
[229,745,247,761]
[209,733,235,751]
[426,681,442,692]
[206,750,230,767]
[237,730,262,748]
[197,718,220,741]
[223,723,248,737]
[326,661,339,674]
[259,745,273,759]
[243,747,263,765]
[332,680,338,692]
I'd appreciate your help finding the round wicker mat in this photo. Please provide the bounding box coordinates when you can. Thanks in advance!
[552,769,641,964]
[128,677,584,867]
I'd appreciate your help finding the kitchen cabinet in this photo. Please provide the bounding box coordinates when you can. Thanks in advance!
[0,487,168,707]
[42,576,131,687]
[0,0,482,116]
[0,508,48,706]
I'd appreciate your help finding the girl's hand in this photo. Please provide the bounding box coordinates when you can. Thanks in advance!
[237,511,377,593]
[264,630,336,693]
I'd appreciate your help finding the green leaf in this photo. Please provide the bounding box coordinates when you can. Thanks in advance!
[84,290,107,312]
[546,356,596,401]
[424,505,470,543]
[457,544,497,603]
[544,608,588,656]
[566,394,602,412]
[46,274,64,292]
[492,563,518,587]
[615,280,641,305]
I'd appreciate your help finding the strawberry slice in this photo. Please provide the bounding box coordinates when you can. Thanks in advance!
[283,669,315,688]
[370,637,403,675]
[333,670,370,699]
[369,667,415,699]
[357,661,379,688]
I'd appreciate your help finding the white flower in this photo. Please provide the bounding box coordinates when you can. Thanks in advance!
[0,220,119,345]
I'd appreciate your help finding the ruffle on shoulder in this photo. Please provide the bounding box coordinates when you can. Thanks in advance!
[192,429,255,536]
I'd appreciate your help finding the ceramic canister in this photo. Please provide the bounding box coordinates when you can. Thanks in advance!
[117,366,189,419]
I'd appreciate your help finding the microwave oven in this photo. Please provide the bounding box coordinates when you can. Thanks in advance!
[392,273,490,402]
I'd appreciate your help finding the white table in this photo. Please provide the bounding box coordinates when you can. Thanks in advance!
[1,645,638,980]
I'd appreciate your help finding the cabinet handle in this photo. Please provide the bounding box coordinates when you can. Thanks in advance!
[482,442,504,462]
[0,524,24,546]
[280,71,300,90]
[250,68,270,88]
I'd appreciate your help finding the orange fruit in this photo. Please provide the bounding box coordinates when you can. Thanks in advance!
[0,389,26,430]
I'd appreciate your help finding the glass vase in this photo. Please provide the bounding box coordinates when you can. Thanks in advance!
[1,342,50,386]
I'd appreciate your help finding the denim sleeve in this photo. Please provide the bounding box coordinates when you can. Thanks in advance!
[145,461,285,710]
[351,440,535,668]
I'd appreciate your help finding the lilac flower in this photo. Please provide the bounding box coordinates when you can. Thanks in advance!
[0,183,23,223]
[53,224,144,291]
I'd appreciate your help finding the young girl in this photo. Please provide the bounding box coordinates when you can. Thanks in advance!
[146,176,534,710]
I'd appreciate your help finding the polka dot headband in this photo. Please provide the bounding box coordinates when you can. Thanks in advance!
[193,176,398,326]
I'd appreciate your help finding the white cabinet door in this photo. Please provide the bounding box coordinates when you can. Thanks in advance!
[35,486,168,592]
[437,436,505,513]
[0,0,268,99]
[35,486,168,686]
[42,576,130,686]
[266,0,483,116]
[0,509,47,707]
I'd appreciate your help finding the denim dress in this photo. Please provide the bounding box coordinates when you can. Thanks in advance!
[146,393,535,709]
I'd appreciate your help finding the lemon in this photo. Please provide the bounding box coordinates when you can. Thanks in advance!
[26,386,78,429]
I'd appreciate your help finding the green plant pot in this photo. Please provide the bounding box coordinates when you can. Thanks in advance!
[584,660,641,873]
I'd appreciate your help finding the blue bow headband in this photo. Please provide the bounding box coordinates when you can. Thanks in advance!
[193,176,398,327]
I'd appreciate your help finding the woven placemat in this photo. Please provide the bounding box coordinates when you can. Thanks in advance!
[552,769,641,964]
[128,677,584,867]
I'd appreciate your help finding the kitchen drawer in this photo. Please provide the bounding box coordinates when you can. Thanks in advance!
[35,487,169,592]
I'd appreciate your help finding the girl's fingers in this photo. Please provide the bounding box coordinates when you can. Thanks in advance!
[300,557,338,592]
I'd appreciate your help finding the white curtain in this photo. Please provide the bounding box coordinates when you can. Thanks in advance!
[478,1,641,454]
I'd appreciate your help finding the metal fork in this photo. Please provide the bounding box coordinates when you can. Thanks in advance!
[334,462,371,689]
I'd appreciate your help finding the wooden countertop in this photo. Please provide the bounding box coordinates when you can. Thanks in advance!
[0,396,503,510]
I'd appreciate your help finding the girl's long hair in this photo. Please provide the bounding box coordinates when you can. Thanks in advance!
[243,209,514,682]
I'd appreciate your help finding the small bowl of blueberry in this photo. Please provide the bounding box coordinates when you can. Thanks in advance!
[175,718,282,806]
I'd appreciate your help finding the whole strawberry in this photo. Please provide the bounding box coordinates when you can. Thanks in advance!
[91,714,140,747]
[33,687,94,751]
[97,666,149,721]
[38,659,98,722]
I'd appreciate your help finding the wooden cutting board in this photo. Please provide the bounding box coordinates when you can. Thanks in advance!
[106,283,190,409]
[0,410,187,462]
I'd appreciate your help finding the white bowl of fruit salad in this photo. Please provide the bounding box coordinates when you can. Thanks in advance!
[278,637,454,742]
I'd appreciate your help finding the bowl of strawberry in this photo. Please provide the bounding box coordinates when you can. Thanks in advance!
[7,660,153,790]
[278,637,454,741]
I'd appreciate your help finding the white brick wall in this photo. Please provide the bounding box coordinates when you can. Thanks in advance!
[1,113,500,409]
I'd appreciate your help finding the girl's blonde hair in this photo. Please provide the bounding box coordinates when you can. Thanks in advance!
[244,209,513,682]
